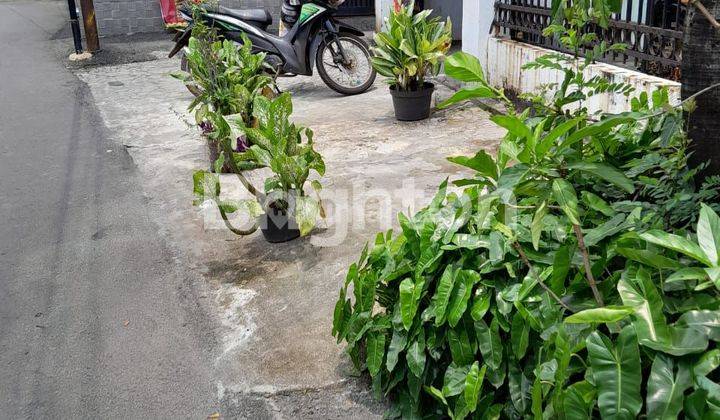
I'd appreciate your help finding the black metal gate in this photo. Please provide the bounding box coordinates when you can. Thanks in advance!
[494,0,686,80]
[337,0,375,16]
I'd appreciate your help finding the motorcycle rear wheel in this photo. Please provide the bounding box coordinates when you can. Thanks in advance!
[316,34,376,95]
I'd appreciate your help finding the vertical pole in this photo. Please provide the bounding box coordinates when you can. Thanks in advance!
[66,0,84,54]
[79,0,100,52]
[375,0,392,32]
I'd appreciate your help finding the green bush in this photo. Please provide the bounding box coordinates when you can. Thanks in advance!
[174,12,325,238]
[333,0,720,418]
[192,93,325,237]
[371,0,452,91]
[172,27,275,127]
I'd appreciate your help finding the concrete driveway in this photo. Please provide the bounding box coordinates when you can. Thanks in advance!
[76,47,504,417]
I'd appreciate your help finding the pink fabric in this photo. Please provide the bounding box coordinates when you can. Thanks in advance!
[160,0,182,25]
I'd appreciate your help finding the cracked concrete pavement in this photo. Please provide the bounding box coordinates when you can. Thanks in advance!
[74,40,505,417]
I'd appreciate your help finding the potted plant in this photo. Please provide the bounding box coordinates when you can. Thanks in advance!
[173,28,276,172]
[371,0,452,121]
[192,93,325,243]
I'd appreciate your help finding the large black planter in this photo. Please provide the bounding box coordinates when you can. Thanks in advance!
[260,205,300,243]
[389,82,435,121]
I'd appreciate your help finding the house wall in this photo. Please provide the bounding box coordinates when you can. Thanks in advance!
[460,0,494,72]
[93,0,282,37]
[374,0,391,31]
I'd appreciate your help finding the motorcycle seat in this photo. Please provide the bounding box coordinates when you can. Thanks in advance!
[218,6,272,25]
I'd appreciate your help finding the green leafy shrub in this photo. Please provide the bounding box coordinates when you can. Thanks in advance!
[173,31,275,126]
[371,0,452,91]
[174,14,325,238]
[193,93,325,236]
[333,0,720,418]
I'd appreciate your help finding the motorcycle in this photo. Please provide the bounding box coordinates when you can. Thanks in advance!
[168,0,377,95]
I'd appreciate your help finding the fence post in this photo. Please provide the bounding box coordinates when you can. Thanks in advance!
[78,0,100,52]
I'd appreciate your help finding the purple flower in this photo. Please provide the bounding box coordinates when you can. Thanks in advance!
[236,134,249,152]
[199,121,214,134]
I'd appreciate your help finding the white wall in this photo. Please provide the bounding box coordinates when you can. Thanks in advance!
[375,0,392,32]
[462,0,495,72]
[484,38,681,114]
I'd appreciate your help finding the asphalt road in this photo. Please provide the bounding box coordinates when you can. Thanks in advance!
[0,1,219,417]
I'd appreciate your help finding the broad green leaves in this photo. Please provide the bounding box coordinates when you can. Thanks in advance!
[399,278,419,330]
[619,267,709,356]
[646,355,692,420]
[677,311,720,341]
[433,266,456,326]
[564,306,634,324]
[641,205,720,291]
[446,150,497,181]
[448,327,475,366]
[443,363,470,397]
[191,92,325,238]
[180,33,274,123]
[437,51,503,109]
[511,312,530,359]
[475,319,502,370]
[447,270,478,327]
[386,328,407,372]
[366,332,386,376]
[567,161,634,193]
[464,362,487,412]
[552,178,580,225]
[586,328,643,420]
[491,115,533,143]
[407,332,427,378]
[618,267,670,344]
[640,230,713,266]
[443,51,486,82]
[335,3,720,415]
[698,203,720,266]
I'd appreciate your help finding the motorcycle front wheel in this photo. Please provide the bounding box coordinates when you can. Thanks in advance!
[316,34,376,95]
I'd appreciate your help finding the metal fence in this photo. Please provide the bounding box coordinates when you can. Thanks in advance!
[493,0,687,79]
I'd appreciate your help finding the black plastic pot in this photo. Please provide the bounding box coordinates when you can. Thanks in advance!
[389,82,435,121]
[260,205,300,243]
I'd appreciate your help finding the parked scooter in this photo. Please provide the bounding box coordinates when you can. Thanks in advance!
[169,0,376,95]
